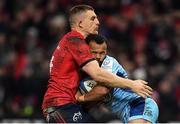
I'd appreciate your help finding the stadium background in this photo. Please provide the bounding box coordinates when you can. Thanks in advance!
[0,0,179,123]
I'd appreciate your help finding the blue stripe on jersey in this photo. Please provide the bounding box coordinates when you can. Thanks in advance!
[129,97,145,117]
[116,71,125,78]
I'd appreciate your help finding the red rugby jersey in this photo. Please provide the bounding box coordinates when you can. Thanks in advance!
[42,30,95,109]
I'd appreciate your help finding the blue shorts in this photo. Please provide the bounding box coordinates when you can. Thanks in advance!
[43,103,96,123]
[129,97,159,123]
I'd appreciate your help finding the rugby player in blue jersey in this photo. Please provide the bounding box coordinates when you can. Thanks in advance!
[76,34,159,123]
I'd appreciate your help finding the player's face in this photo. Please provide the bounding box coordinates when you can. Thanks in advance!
[80,10,100,35]
[89,41,107,63]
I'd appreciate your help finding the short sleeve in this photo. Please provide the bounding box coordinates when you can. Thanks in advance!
[113,58,128,78]
[67,37,95,67]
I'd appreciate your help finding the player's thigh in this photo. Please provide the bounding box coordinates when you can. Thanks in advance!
[129,118,151,123]
[143,98,159,122]
[44,103,96,123]
[129,97,159,123]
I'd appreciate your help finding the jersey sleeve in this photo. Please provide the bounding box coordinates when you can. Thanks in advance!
[112,58,128,78]
[68,37,95,67]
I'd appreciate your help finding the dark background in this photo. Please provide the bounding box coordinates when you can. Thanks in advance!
[0,0,179,123]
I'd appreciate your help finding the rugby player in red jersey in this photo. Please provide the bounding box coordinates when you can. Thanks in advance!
[42,4,153,123]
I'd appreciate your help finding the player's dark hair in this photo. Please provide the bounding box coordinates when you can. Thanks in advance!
[69,5,94,27]
[85,34,107,45]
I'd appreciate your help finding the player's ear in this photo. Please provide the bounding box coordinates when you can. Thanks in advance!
[79,21,83,28]
[105,50,107,54]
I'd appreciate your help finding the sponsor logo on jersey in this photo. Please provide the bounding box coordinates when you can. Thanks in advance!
[103,60,110,65]
[73,111,83,122]
[144,107,153,117]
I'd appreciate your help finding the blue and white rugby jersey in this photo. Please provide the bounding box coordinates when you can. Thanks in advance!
[101,55,141,122]
[80,55,159,123]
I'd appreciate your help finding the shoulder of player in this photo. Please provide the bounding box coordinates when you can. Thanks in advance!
[105,55,124,69]
[105,55,118,63]
[101,55,115,68]
[67,36,84,42]
[65,32,84,42]
[105,55,115,60]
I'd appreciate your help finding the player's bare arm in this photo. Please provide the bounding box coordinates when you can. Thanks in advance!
[76,85,110,102]
[82,60,152,98]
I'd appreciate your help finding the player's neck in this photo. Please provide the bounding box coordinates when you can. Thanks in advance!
[71,28,88,38]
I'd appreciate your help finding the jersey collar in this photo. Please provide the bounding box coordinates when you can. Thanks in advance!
[71,29,85,40]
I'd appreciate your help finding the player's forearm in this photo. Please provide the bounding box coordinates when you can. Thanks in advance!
[83,61,133,89]
[93,68,133,89]
[83,61,152,98]
[84,92,105,102]
[78,86,109,102]
[77,93,103,102]
[85,85,109,102]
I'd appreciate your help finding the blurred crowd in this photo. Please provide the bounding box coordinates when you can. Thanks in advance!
[0,0,179,122]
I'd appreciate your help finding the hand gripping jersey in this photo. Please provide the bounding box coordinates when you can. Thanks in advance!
[80,55,159,123]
